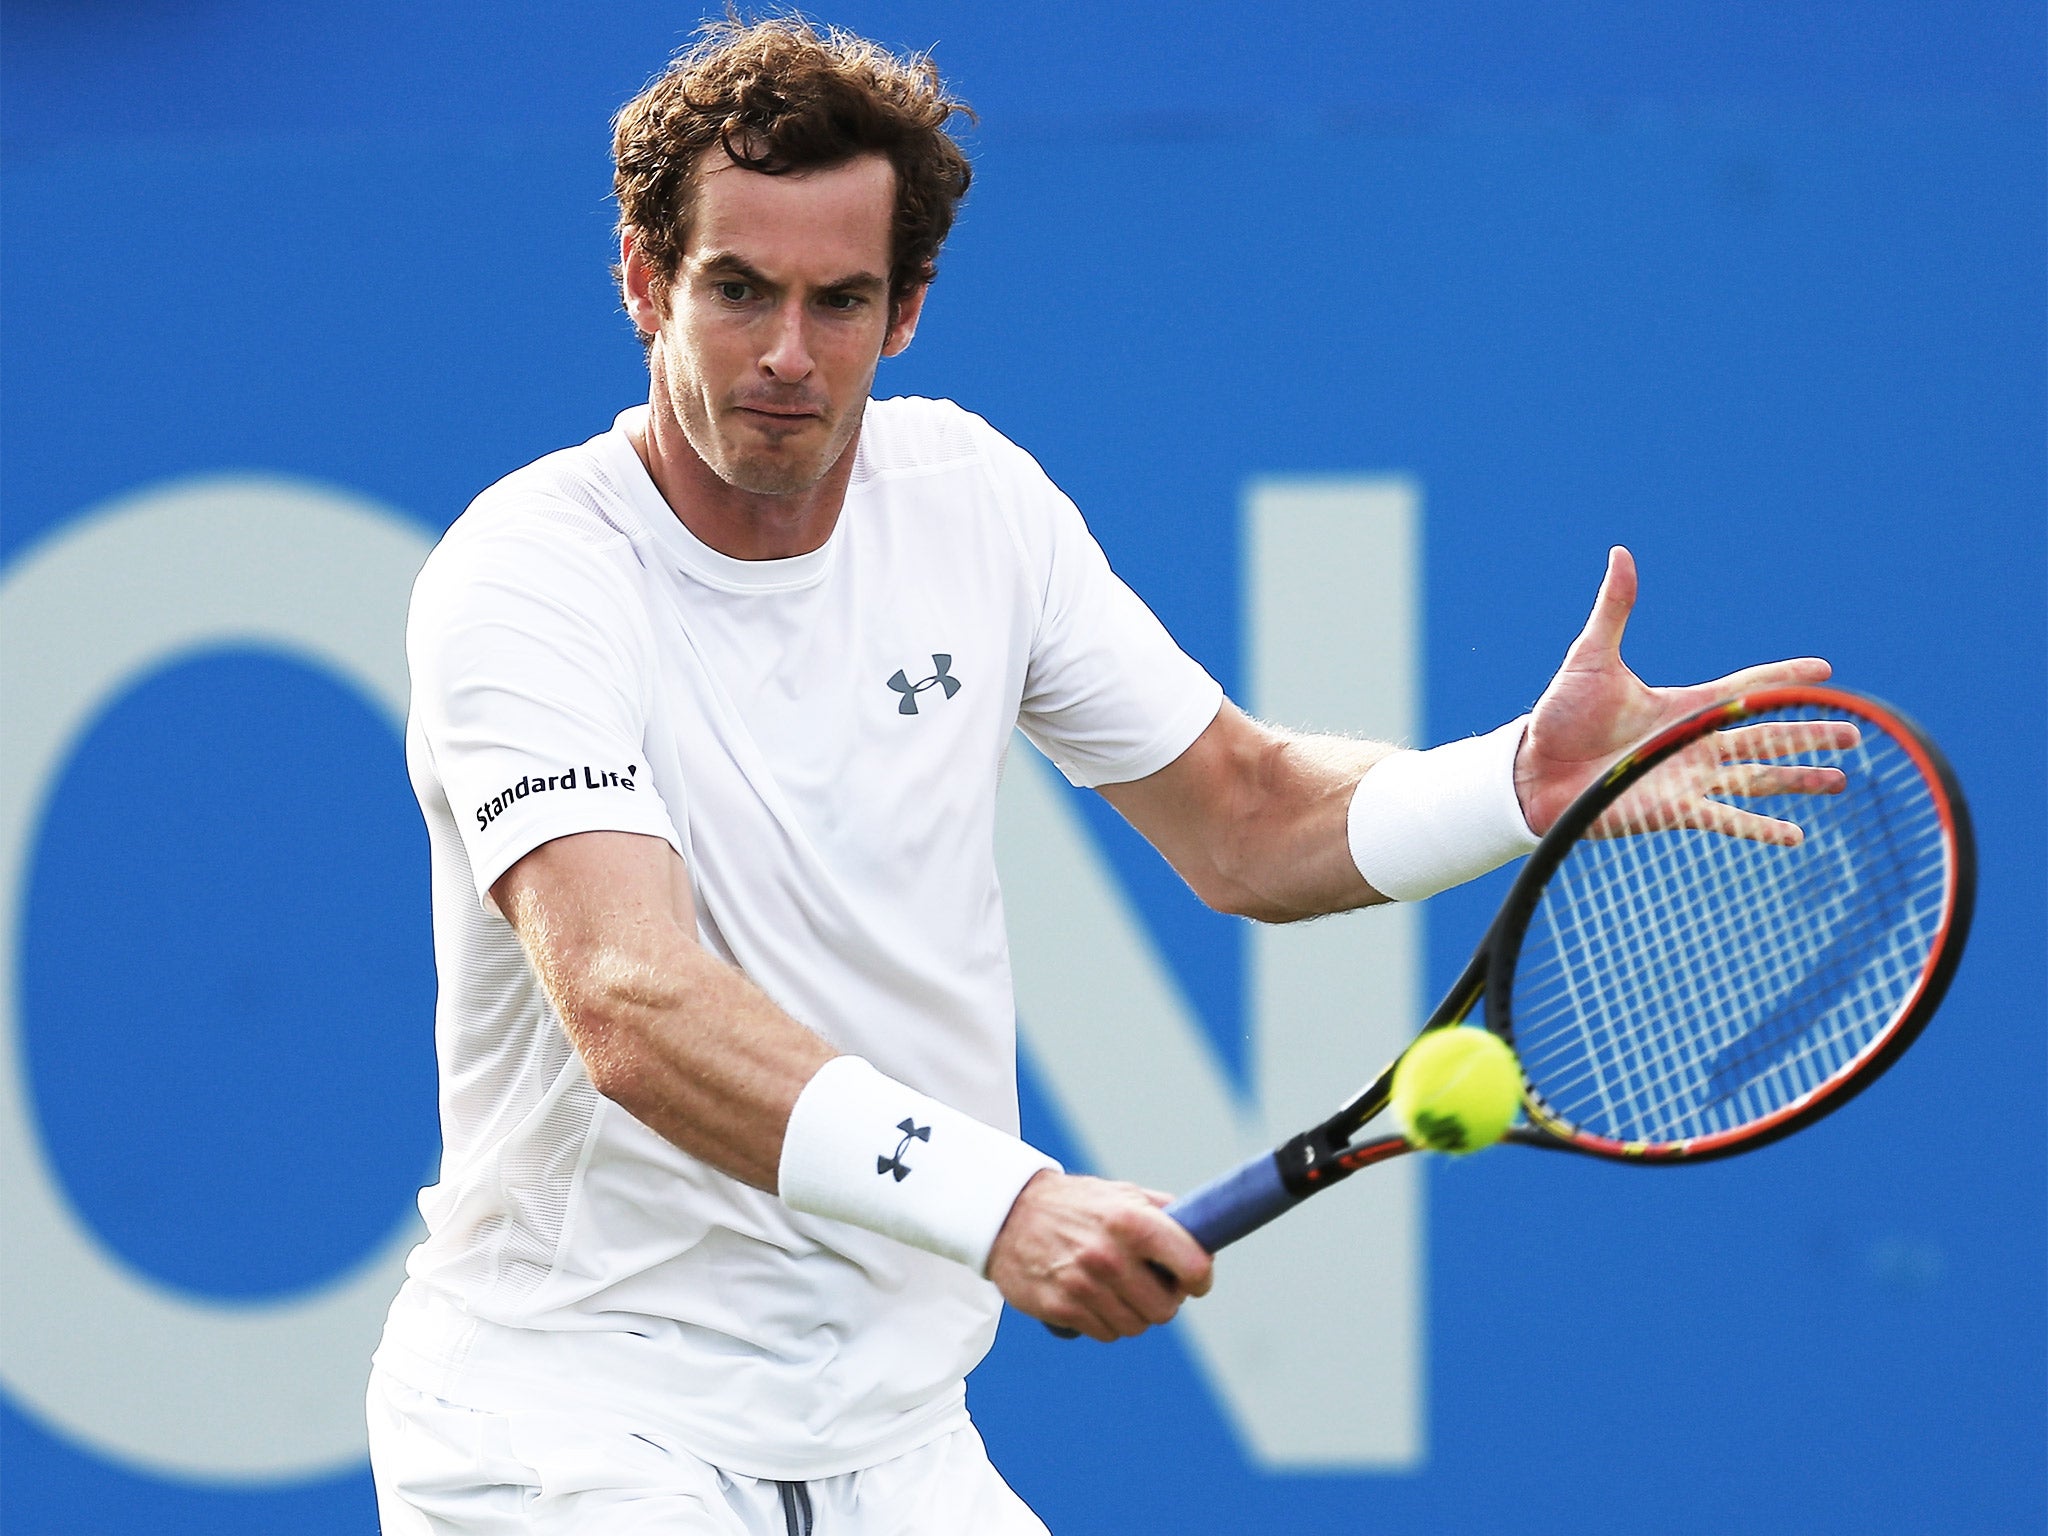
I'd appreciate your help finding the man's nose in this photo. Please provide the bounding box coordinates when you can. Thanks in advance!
[759,300,815,382]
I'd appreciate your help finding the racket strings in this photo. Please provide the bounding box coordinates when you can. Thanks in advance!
[1510,705,1950,1147]
[1568,739,1938,1138]
[1538,758,1935,1141]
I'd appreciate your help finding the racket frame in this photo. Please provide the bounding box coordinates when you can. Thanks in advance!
[1491,684,1976,1162]
[1256,685,1974,1207]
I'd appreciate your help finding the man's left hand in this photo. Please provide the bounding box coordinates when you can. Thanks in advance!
[1513,546,1833,836]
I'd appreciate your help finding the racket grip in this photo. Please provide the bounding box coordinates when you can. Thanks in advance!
[1163,1151,1300,1254]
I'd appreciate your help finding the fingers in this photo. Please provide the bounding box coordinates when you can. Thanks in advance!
[1565,545,1638,664]
[1061,1205,1205,1339]
[1137,1185,1215,1292]
[1147,1209,1216,1299]
[989,1174,1212,1342]
[1687,654,1832,701]
[1679,798,1806,846]
[1067,1261,1159,1342]
[1705,719,1856,800]
[1711,762,1847,799]
[1714,720,1860,759]
[1593,751,1839,838]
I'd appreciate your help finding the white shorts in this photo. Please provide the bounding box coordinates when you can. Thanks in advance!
[367,1367,1051,1536]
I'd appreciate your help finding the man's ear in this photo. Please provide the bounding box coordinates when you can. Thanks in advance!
[882,282,928,358]
[621,232,667,337]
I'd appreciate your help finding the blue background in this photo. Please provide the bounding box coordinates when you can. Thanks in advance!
[3,3,2042,1530]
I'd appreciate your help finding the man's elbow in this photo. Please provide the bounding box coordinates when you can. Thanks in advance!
[554,994,643,1106]
[573,1018,647,1105]
[1183,728,1318,922]
[550,943,688,1102]
[1211,889,1315,924]
[1186,858,1304,925]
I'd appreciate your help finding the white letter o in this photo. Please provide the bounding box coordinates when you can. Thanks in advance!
[0,477,435,1483]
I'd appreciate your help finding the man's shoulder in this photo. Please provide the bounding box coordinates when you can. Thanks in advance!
[857,394,1066,514]
[855,395,1007,482]
[413,422,652,625]
[427,423,650,580]
[455,423,644,553]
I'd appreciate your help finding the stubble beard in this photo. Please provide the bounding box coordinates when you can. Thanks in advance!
[715,404,861,496]
[664,347,865,499]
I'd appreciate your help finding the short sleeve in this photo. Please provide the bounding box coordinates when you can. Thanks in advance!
[408,518,684,904]
[972,420,1223,788]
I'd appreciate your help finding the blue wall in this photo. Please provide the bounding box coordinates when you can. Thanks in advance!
[4,4,2042,1531]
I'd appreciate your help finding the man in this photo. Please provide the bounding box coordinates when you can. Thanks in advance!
[368,18,1830,1534]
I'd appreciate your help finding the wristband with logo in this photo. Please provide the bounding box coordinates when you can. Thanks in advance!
[778,1055,1061,1275]
[1346,716,1540,902]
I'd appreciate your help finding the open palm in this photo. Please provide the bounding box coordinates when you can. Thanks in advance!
[1514,547,1835,837]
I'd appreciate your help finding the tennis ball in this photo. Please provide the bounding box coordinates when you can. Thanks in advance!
[1392,1026,1523,1154]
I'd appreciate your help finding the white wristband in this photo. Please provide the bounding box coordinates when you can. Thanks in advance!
[1346,716,1540,902]
[778,1056,1061,1275]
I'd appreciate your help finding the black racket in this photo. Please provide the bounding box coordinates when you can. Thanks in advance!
[1054,684,1973,1336]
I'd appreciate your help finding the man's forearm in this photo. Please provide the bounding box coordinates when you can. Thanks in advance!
[1103,703,1535,924]
[495,831,1058,1279]
[1213,727,1395,921]
[495,831,836,1193]
[1102,705,1396,922]
[565,939,837,1193]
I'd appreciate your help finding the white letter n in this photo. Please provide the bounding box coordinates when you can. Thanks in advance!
[996,477,1425,1469]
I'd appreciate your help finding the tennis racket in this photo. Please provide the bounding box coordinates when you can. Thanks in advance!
[1053,683,1974,1336]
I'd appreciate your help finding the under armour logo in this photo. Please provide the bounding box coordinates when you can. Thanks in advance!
[886,655,961,715]
[876,1117,930,1181]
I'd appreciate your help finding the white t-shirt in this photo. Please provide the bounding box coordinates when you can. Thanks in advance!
[376,397,1223,1480]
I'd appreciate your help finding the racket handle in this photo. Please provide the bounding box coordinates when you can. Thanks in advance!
[1043,1152,1301,1339]
[1163,1151,1300,1253]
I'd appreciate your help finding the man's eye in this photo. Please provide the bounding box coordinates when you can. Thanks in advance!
[716,281,752,302]
[822,293,861,311]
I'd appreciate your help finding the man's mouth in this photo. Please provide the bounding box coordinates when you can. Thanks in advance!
[733,400,825,422]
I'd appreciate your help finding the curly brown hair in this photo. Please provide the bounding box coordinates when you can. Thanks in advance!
[612,16,974,335]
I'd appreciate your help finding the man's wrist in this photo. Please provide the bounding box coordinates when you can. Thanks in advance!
[778,1055,1061,1275]
[1346,717,1541,902]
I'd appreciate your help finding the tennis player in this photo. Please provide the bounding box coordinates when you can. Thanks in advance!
[367,17,1830,1534]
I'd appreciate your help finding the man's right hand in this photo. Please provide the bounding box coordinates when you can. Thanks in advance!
[985,1170,1214,1342]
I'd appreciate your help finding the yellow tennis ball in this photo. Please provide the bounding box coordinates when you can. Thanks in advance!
[1392,1026,1523,1154]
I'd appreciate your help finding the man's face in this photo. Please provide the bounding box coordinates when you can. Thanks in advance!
[629,151,921,498]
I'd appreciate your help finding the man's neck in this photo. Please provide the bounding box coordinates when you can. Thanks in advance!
[629,393,861,563]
